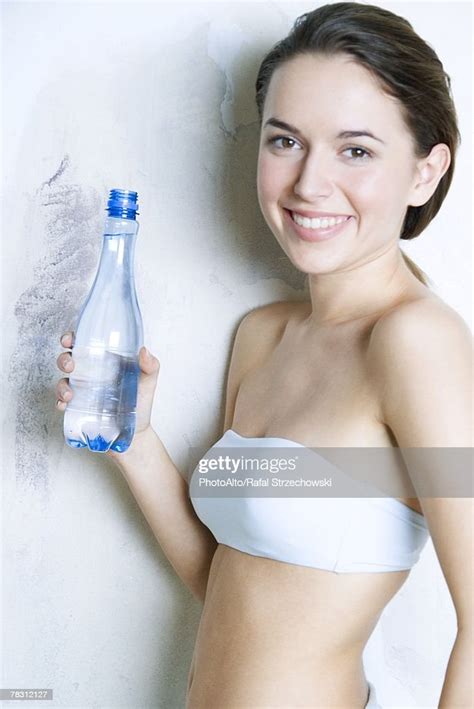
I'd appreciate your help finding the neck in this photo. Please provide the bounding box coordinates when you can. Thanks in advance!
[305,246,424,328]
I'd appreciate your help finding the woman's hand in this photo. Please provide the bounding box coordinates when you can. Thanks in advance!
[55,332,161,450]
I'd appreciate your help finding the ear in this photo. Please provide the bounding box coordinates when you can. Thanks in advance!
[408,143,451,207]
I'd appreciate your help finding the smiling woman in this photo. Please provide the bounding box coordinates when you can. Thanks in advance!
[53,3,471,709]
[184,3,471,709]
[255,1,461,286]
[256,49,454,260]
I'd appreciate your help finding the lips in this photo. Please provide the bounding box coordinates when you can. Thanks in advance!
[282,208,353,243]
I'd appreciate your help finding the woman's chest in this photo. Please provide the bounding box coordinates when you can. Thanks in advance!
[231,323,389,447]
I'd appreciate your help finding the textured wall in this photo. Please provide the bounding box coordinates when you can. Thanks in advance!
[1,2,471,707]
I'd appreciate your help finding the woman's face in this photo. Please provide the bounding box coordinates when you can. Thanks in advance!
[257,53,421,274]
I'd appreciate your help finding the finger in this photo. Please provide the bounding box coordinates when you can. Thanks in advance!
[60,332,75,348]
[56,378,72,401]
[56,352,74,372]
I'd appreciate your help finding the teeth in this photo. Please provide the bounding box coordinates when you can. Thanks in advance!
[291,212,349,229]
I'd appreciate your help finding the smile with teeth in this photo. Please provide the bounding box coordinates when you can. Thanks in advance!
[291,212,350,230]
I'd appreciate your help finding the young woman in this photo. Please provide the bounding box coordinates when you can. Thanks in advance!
[56,3,472,707]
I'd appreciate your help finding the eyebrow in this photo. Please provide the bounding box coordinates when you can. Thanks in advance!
[263,117,386,144]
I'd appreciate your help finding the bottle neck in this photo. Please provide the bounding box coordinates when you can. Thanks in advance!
[96,216,139,283]
[104,215,139,238]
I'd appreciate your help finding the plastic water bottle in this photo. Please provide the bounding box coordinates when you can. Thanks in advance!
[64,188,143,453]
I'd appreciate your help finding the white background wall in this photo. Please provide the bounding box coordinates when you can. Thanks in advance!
[1,1,471,707]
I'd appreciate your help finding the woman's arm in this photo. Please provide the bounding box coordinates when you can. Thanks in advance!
[108,303,283,603]
[110,426,218,603]
[369,297,473,707]
[438,612,473,707]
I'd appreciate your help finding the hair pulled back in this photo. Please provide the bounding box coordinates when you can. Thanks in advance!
[255,2,461,285]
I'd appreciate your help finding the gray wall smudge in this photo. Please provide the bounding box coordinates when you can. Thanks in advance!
[43,154,70,188]
[8,166,102,492]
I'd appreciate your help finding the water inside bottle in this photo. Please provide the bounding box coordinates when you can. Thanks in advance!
[63,345,140,453]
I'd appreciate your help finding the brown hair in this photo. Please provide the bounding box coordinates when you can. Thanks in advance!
[255,2,461,286]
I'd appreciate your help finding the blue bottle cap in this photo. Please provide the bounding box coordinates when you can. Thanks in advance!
[107,188,139,219]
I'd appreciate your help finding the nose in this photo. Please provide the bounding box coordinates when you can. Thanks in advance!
[293,151,334,202]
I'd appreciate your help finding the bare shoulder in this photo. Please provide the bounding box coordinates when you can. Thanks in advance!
[240,298,309,325]
[369,292,472,356]
[222,300,309,432]
[237,299,309,347]
[231,299,301,367]
[367,292,472,445]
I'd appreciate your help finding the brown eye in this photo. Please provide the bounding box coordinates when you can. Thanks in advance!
[343,146,372,160]
[267,136,301,150]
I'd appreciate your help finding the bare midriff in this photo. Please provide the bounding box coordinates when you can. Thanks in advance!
[186,544,409,708]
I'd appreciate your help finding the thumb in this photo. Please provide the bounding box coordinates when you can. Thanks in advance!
[138,346,160,376]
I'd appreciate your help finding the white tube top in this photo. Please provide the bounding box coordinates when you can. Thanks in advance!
[189,429,430,573]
